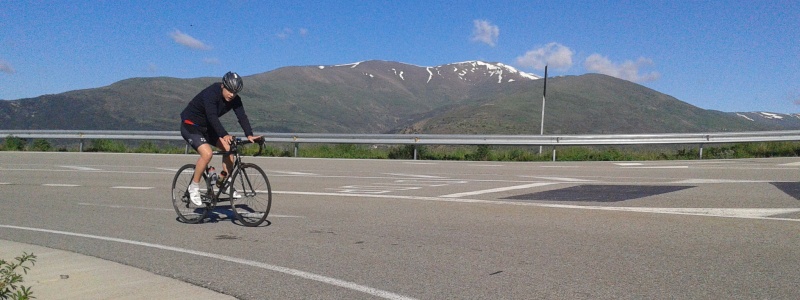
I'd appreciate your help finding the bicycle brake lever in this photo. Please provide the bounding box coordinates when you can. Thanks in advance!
[254,139,265,157]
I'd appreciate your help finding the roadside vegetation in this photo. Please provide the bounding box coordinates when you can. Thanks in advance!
[1,252,36,300]
[4,135,800,161]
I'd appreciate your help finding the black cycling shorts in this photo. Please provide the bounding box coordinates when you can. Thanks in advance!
[181,123,221,150]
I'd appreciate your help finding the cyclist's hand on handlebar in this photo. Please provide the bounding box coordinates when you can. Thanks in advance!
[221,135,234,145]
[247,135,263,144]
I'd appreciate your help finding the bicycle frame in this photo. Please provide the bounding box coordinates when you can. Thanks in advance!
[207,137,264,202]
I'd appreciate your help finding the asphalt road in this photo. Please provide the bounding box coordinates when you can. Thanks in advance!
[2,152,800,299]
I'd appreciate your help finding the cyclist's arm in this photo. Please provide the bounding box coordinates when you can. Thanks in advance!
[232,97,254,137]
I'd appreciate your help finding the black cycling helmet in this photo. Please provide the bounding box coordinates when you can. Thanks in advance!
[222,71,243,94]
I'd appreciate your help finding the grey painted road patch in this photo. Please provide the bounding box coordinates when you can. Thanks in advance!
[503,185,695,202]
[770,182,800,200]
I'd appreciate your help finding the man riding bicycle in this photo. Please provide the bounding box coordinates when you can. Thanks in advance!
[180,71,261,205]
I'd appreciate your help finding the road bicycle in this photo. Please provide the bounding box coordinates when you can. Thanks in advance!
[171,137,272,227]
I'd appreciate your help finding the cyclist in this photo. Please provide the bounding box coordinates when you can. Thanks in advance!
[180,71,261,205]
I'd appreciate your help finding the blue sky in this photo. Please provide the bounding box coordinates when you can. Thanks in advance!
[1,1,798,113]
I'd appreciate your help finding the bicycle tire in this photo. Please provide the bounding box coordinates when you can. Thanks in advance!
[229,163,272,227]
[171,164,210,224]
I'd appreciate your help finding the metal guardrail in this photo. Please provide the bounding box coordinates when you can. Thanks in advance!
[3,130,800,160]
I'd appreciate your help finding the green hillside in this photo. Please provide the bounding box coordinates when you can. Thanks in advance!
[1,61,797,134]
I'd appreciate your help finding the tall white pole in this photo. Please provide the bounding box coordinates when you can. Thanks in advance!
[539,65,547,154]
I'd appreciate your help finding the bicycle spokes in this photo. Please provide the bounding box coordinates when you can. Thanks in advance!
[229,164,271,227]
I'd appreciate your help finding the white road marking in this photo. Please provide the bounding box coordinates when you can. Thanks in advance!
[439,182,558,198]
[615,163,643,166]
[389,179,467,187]
[76,203,303,218]
[272,171,319,176]
[111,186,155,190]
[341,185,422,191]
[43,183,80,187]
[522,176,595,182]
[60,165,102,171]
[329,185,418,194]
[3,167,174,175]
[273,191,800,222]
[577,207,800,218]
[330,178,467,194]
[0,182,11,185]
[384,173,446,179]
[622,166,689,169]
[396,179,467,184]
[403,162,437,165]
[780,162,800,166]
[78,203,173,211]
[673,179,770,184]
[539,165,579,168]
[0,224,414,300]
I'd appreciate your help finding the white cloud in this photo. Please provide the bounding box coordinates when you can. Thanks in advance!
[146,62,158,73]
[584,54,661,82]
[516,42,574,70]
[170,30,211,50]
[203,57,220,65]
[276,28,293,39]
[276,28,309,39]
[0,60,15,74]
[470,20,499,47]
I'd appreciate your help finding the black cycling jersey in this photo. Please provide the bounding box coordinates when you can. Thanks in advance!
[180,83,254,138]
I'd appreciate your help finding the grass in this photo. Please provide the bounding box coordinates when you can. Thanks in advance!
[4,136,800,161]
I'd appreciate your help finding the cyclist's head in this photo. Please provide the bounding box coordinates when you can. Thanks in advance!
[222,71,243,94]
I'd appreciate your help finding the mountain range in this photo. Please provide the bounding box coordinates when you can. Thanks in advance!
[2,60,799,134]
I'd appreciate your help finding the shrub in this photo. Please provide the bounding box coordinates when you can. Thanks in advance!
[30,140,52,152]
[465,145,492,161]
[388,144,428,159]
[135,141,159,153]
[2,136,26,151]
[1,252,37,300]
[87,139,127,152]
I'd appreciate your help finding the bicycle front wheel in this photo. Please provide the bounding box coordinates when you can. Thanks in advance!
[229,163,272,227]
[171,164,210,224]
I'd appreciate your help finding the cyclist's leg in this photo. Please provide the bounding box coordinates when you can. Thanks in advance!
[212,136,239,197]
[211,133,234,175]
[193,144,213,182]
[181,123,214,183]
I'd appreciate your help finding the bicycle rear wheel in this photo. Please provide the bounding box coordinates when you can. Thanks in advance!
[171,164,210,224]
[229,163,272,227]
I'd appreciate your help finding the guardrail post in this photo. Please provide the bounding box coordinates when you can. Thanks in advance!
[413,137,420,160]
[552,147,557,161]
[79,139,84,152]
[699,143,704,159]
[294,143,299,157]
[184,144,189,154]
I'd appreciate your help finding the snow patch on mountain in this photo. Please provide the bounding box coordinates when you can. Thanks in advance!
[426,67,433,83]
[759,112,784,119]
[316,60,541,84]
[736,113,754,121]
[390,68,405,80]
[733,112,800,130]
[443,61,541,83]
